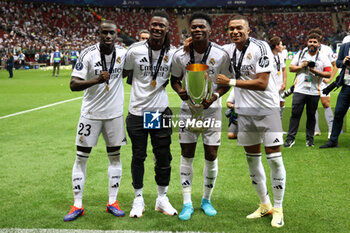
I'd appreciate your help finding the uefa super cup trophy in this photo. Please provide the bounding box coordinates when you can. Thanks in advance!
[184,63,213,132]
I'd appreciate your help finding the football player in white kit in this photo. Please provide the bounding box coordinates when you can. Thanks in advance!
[268,36,287,119]
[307,28,337,138]
[123,10,177,218]
[216,15,286,228]
[171,12,232,221]
[63,20,127,221]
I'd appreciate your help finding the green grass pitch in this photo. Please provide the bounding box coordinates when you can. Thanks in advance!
[0,65,349,233]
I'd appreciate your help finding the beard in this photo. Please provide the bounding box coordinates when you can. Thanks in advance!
[308,45,318,53]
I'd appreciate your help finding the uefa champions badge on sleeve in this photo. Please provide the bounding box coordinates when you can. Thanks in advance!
[143,110,161,129]
[75,62,84,71]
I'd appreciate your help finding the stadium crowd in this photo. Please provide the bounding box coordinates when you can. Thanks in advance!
[0,0,349,66]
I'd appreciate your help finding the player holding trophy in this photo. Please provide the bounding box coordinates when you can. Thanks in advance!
[171,12,233,221]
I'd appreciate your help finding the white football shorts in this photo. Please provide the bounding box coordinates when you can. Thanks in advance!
[237,113,283,147]
[75,115,127,147]
[178,107,222,146]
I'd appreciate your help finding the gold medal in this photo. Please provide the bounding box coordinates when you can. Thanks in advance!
[151,80,157,88]
[278,71,281,76]
[105,84,110,92]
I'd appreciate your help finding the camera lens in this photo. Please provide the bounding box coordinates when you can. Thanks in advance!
[308,61,315,68]
[345,60,350,66]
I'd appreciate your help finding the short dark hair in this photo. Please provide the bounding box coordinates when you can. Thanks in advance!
[269,36,281,50]
[230,14,249,27]
[307,33,320,42]
[99,20,117,31]
[101,19,116,26]
[152,10,170,22]
[308,28,322,36]
[189,12,212,27]
[138,29,150,36]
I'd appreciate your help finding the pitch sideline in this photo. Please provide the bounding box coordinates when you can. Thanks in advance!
[0,97,83,119]
[0,229,205,233]
[0,92,179,120]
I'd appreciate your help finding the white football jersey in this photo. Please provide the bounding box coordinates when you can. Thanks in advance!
[222,38,279,116]
[291,50,332,96]
[274,53,286,89]
[124,41,176,116]
[281,48,289,61]
[71,43,126,120]
[171,42,233,111]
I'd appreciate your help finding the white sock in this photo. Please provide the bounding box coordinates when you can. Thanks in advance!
[203,159,218,201]
[72,152,89,208]
[267,152,286,208]
[108,150,122,204]
[180,156,194,204]
[157,185,168,198]
[324,107,334,133]
[315,110,320,132]
[246,153,270,204]
[134,188,143,198]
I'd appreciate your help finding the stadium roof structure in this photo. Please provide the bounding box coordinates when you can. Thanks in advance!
[23,0,348,7]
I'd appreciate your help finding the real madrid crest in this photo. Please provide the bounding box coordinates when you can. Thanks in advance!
[247,53,252,60]
[163,55,169,63]
[116,56,121,64]
[209,58,215,66]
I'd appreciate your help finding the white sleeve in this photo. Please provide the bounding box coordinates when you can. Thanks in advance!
[123,48,134,71]
[170,52,183,78]
[255,44,274,74]
[290,51,301,66]
[281,55,286,68]
[219,52,234,79]
[71,52,90,80]
[322,56,332,70]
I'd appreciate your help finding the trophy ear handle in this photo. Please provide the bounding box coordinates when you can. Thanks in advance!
[204,72,208,80]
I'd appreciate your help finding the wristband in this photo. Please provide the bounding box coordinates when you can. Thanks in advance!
[229,79,236,86]
[213,92,220,99]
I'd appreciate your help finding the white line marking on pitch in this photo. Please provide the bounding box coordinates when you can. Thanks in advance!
[0,91,178,120]
[0,228,205,233]
[0,97,83,119]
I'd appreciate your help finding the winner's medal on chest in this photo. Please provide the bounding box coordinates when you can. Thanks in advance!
[148,43,166,88]
[100,46,116,92]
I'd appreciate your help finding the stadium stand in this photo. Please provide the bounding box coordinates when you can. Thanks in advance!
[0,0,349,64]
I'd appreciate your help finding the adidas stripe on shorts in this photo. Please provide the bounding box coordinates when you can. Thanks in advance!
[237,112,283,147]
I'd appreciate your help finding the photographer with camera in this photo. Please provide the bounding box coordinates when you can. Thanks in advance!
[320,41,350,148]
[307,29,337,138]
[284,33,332,148]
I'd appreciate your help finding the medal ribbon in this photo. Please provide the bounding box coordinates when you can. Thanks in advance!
[100,45,116,91]
[274,54,281,72]
[148,43,166,84]
[232,38,250,80]
[189,42,212,64]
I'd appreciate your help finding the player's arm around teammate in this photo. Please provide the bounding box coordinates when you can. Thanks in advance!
[122,10,178,219]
